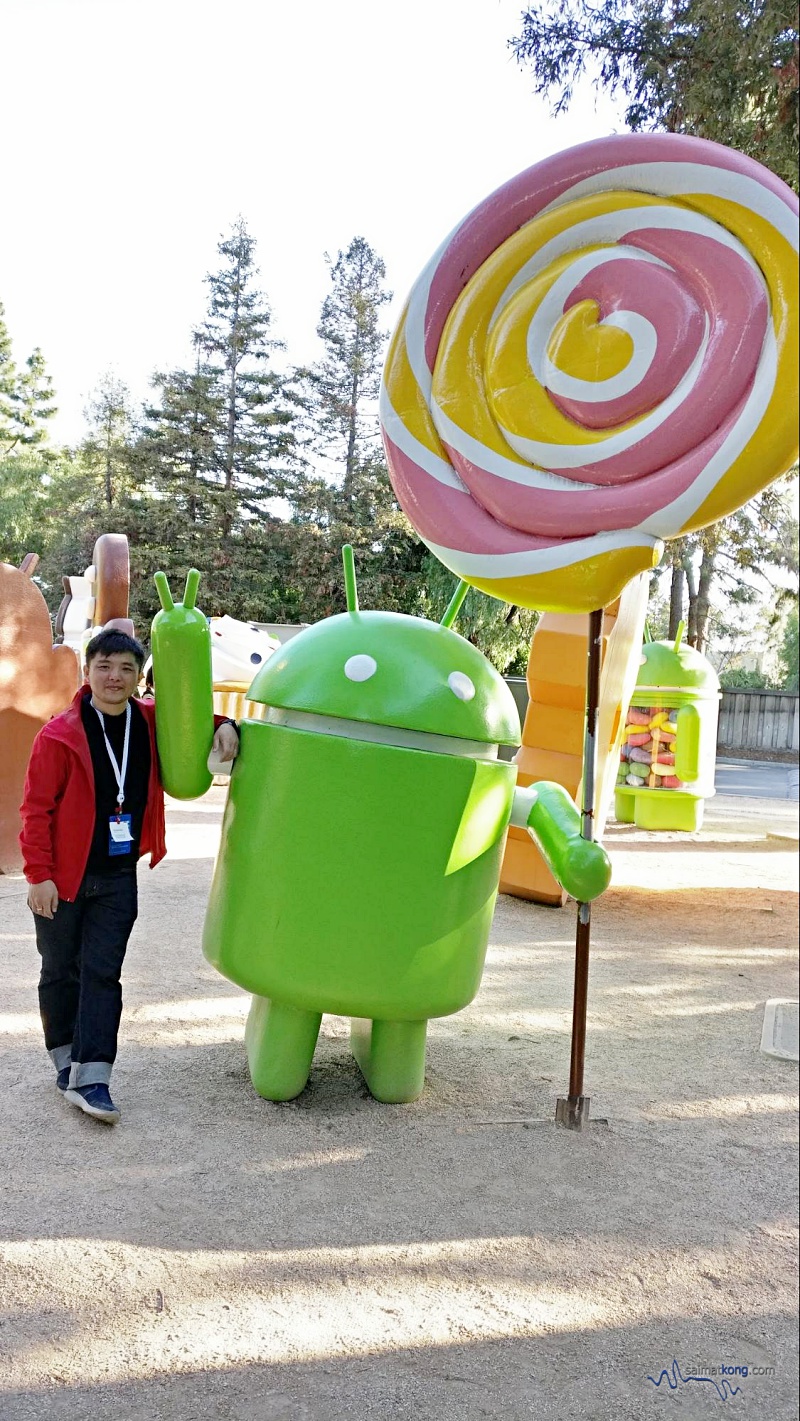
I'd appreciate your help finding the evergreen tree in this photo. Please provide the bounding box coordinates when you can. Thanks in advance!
[140,357,218,527]
[0,449,51,563]
[510,0,798,188]
[192,217,296,537]
[305,237,392,496]
[293,236,425,620]
[135,220,302,618]
[0,301,57,457]
[81,372,134,506]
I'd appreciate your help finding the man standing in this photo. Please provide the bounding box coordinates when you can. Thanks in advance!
[19,628,239,1124]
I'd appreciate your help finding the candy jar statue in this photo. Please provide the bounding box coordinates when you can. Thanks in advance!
[615,624,721,832]
[151,554,610,1104]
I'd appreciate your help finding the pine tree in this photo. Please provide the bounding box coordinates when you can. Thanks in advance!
[134,220,302,617]
[0,301,57,457]
[510,0,798,189]
[139,357,218,528]
[306,236,392,497]
[292,236,425,620]
[81,372,134,506]
[192,217,295,537]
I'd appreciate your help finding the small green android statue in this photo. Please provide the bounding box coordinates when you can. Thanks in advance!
[152,551,610,1103]
[615,622,721,833]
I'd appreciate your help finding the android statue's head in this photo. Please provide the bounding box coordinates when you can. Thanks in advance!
[246,549,520,754]
[637,621,720,698]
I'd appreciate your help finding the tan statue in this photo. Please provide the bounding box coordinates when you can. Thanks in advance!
[0,554,80,873]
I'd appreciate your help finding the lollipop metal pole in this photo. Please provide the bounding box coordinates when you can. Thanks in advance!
[556,607,605,1130]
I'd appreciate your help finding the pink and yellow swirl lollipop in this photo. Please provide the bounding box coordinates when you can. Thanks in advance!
[381,133,799,612]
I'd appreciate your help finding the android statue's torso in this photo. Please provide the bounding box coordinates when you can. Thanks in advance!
[203,719,517,1019]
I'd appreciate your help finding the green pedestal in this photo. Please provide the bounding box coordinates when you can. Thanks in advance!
[614,790,636,824]
[616,788,705,832]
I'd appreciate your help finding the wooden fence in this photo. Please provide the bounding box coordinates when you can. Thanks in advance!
[503,680,799,757]
[717,689,799,755]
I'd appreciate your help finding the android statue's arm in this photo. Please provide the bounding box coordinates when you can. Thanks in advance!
[151,570,216,799]
[673,703,701,782]
[510,782,611,903]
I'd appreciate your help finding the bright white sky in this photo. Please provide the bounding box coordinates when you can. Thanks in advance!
[2,0,624,446]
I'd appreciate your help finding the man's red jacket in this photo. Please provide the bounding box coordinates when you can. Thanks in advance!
[20,687,167,901]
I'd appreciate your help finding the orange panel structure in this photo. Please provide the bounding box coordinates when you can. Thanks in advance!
[0,555,80,873]
[500,575,649,905]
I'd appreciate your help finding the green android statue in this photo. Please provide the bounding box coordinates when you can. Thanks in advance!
[615,622,721,833]
[152,552,611,1103]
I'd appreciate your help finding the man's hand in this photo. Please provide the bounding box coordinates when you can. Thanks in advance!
[28,880,59,918]
[212,721,240,763]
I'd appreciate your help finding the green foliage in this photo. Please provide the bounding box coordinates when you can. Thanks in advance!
[80,373,136,506]
[0,302,57,457]
[190,218,297,527]
[511,0,799,189]
[647,478,799,653]
[418,555,539,672]
[289,235,426,624]
[130,220,304,618]
[719,665,772,689]
[0,450,52,566]
[302,237,392,491]
[644,579,671,641]
[777,604,799,690]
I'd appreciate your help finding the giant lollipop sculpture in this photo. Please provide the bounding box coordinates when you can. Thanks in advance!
[381,132,799,1125]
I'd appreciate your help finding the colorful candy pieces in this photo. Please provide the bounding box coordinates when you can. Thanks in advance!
[629,746,654,763]
[620,704,686,791]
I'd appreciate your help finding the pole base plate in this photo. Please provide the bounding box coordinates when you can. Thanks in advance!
[555,1095,603,1130]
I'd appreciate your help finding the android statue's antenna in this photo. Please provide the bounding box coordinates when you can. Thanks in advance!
[183,569,201,611]
[154,571,175,612]
[342,545,359,613]
[673,618,686,653]
[440,579,469,629]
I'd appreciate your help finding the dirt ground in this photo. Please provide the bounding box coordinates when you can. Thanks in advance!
[1,786,798,1421]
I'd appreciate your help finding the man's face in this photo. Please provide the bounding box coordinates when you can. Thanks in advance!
[85,652,141,711]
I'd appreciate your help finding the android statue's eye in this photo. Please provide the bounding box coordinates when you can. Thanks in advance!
[448,671,475,701]
[344,654,377,682]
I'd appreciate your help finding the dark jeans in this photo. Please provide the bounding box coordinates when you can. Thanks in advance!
[34,871,138,1088]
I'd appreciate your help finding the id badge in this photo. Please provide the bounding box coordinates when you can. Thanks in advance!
[108,814,134,856]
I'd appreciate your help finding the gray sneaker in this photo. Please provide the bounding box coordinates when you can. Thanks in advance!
[64,1083,120,1124]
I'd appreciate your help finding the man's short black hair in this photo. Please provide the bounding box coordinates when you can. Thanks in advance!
[85,629,146,671]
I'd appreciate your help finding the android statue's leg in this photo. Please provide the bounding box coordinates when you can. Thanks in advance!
[245,995,322,1101]
[350,1017,428,1103]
